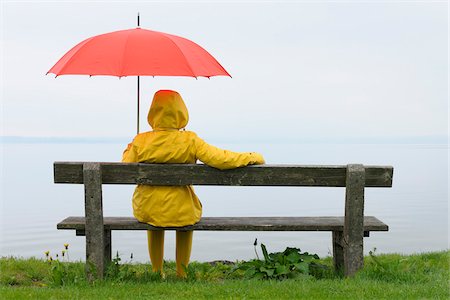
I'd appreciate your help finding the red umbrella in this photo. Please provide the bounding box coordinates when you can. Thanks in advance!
[47,28,230,78]
[47,20,231,133]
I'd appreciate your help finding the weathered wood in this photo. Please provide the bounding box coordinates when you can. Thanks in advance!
[343,164,365,277]
[104,230,112,266]
[55,160,393,279]
[54,162,393,187]
[58,216,388,232]
[332,231,344,273]
[83,163,105,280]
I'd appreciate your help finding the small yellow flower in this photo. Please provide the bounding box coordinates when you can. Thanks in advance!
[44,251,50,257]
[64,243,69,250]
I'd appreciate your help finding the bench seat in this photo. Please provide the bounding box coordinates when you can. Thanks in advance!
[58,216,388,233]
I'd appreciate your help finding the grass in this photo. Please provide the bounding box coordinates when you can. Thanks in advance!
[1,250,449,299]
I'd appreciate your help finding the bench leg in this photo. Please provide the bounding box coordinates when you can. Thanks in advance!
[344,164,365,277]
[332,231,344,273]
[83,163,105,280]
[104,229,112,267]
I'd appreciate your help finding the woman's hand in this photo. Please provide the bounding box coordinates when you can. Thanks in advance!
[250,152,265,165]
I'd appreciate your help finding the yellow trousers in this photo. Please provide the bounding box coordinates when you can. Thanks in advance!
[147,230,193,278]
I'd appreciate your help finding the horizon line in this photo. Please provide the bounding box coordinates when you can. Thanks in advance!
[0,135,448,145]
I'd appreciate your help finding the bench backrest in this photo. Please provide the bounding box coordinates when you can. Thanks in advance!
[54,162,393,187]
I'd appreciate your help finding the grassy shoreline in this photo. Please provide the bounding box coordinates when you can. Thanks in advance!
[1,251,449,299]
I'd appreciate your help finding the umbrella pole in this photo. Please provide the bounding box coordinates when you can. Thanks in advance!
[137,12,140,135]
[137,76,140,134]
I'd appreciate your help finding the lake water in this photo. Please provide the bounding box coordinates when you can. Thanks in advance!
[0,142,448,263]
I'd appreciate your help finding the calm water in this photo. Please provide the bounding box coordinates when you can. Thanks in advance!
[0,142,448,262]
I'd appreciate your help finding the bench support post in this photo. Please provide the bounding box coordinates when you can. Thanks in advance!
[332,230,344,273]
[83,163,105,280]
[343,164,365,277]
[104,229,112,266]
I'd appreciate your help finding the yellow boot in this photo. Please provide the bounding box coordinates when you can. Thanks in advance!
[147,230,165,276]
[176,230,193,278]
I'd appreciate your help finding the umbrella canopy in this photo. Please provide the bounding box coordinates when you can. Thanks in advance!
[47,28,231,78]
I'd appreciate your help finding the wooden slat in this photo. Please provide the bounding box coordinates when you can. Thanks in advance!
[57,216,389,232]
[54,162,393,187]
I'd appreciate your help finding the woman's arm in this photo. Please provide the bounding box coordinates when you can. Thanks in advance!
[193,134,265,170]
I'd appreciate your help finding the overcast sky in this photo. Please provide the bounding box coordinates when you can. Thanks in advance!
[1,1,448,142]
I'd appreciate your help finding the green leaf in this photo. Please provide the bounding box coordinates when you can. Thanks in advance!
[244,267,257,278]
[261,244,270,262]
[269,252,283,264]
[300,255,314,263]
[294,262,310,274]
[283,247,301,255]
[275,265,289,275]
[260,267,275,277]
[236,259,263,271]
[286,251,301,263]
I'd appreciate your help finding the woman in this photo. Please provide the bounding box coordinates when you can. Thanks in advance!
[122,90,265,277]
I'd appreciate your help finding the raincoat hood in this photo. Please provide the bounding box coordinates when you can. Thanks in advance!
[148,90,189,130]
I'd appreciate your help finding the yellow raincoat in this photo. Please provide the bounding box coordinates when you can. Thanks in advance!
[122,90,265,227]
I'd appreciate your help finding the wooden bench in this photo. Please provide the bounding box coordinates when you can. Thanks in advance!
[54,162,393,279]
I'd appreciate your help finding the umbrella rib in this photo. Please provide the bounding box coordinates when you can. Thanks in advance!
[56,37,98,75]
[119,31,134,77]
[159,32,197,78]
